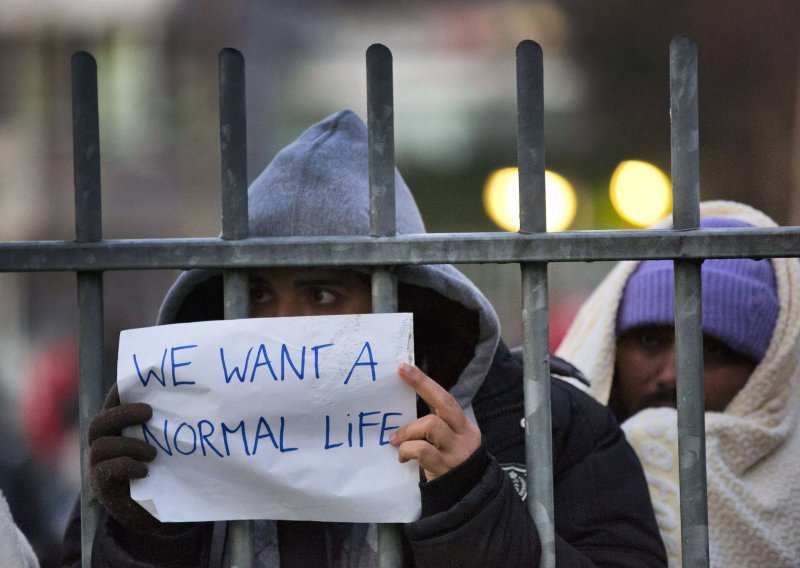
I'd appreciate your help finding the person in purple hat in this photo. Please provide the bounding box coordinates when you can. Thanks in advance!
[556,200,800,566]
[611,217,778,422]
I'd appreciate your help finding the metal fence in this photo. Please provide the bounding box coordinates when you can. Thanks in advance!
[2,35,799,568]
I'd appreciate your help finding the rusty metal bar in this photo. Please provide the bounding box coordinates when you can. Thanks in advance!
[5,226,800,273]
[368,43,396,240]
[219,47,253,568]
[367,42,404,568]
[670,35,710,568]
[72,51,105,568]
[516,39,555,568]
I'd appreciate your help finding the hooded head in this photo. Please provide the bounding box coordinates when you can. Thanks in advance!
[616,218,779,363]
[247,109,424,238]
[609,217,780,420]
[557,200,798,423]
[555,202,800,567]
[157,110,500,410]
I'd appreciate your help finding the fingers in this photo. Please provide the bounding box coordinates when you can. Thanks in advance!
[397,363,467,431]
[90,436,155,506]
[88,387,168,532]
[92,456,150,492]
[89,403,153,443]
[90,436,157,467]
[390,414,453,450]
[393,364,482,481]
[392,413,479,479]
[104,383,121,409]
[91,452,164,531]
[392,415,469,479]
[396,440,452,478]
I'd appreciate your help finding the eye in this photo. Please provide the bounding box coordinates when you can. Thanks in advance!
[703,341,725,358]
[703,336,733,364]
[634,328,672,354]
[310,288,337,305]
[249,285,272,305]
[639,332,660,349]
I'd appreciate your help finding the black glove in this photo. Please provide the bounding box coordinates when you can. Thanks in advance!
[88,384,168,532]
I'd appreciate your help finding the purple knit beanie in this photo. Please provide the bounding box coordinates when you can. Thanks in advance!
[616,218,779,362]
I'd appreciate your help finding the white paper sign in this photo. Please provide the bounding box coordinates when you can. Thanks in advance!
[117,313,420,523]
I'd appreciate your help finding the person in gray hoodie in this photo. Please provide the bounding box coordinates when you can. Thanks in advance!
[61,110,665,567]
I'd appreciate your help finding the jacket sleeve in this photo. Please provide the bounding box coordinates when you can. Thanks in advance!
[403,451,630,568]
[547,379,667,567]
[404,451,542,567]
[404,427,665,568]
[414,343,667,567]
[60,497,213,568]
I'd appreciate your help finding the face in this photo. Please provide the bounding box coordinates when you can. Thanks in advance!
[611,325,756,422]
[248,267,372,318]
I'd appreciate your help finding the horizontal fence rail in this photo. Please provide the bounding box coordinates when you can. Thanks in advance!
[2,227,800,272]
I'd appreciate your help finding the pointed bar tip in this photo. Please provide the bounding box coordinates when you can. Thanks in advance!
[367,43,392,61]
[670,35,696,52]
[71,51,96,68]
[219,47,244,61]
[517,40,543,57]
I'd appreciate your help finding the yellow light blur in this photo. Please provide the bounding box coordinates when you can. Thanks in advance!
[545,171,578,231]
[483,167,577,232]
[609,160,672,227]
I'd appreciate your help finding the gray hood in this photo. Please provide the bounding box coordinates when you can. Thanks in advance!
[157,110,500,411]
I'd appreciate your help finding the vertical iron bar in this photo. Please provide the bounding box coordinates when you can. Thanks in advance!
[220,48,249,244]
[517,40,555,568]
[517,41,546,236]
[219,48,253,568]
[671,36,701,229]
[367,43,403,568]
[72,51,104,568]
[670,35,709,568]
[368,43,396,239]
[371,268,398,314]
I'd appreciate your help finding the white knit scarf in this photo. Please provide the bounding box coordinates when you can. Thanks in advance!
[556,200,800,567]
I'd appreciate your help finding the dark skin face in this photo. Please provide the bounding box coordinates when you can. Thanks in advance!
[610,325,757,423]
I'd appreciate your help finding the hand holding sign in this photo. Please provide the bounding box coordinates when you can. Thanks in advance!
[88,384,163,531]
[117,313,420,523]
[391,363,482,481]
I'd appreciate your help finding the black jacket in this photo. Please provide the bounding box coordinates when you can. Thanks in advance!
[61,342,666,567]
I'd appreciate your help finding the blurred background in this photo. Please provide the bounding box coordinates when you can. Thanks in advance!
[1,1,799,563]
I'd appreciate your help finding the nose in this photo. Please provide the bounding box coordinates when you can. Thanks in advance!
[654,343,678,389]
[272,297,304,318]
